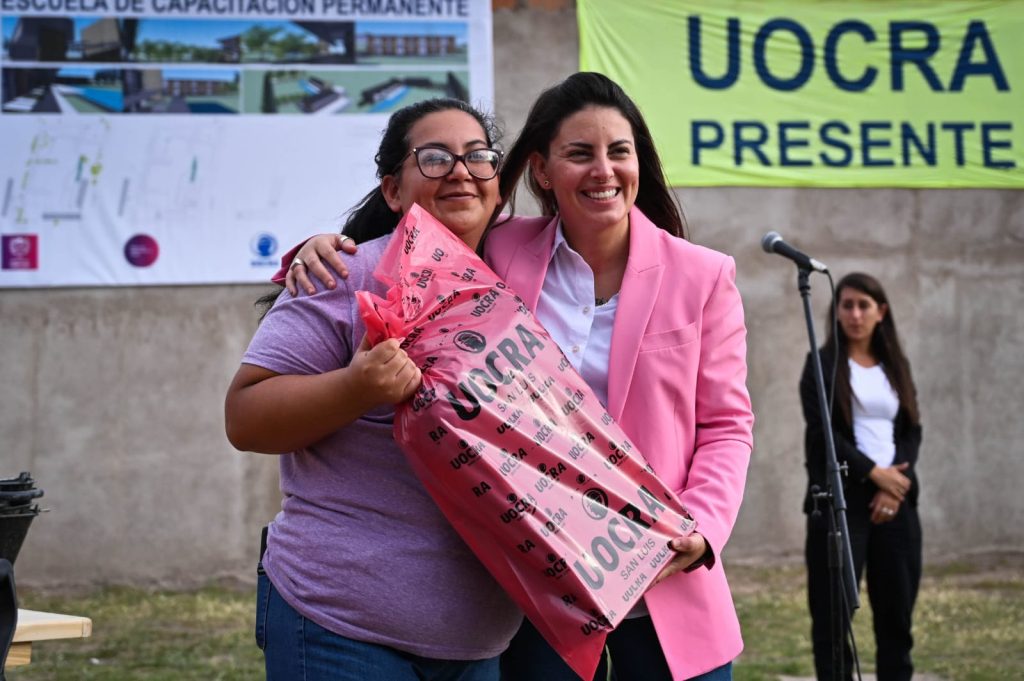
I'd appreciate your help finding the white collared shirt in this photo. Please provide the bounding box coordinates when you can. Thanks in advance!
[536,222,651,614]
[536,224,655,614]
[535,223,618,408]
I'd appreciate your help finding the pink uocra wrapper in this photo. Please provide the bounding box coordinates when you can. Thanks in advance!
[357,204,697,680]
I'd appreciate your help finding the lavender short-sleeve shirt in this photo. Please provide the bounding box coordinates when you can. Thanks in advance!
[242,235,520,660]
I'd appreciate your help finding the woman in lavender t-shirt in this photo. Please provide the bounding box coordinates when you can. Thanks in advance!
[224,99,521,681]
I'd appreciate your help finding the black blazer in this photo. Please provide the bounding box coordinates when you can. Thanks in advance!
[800,349,922,515]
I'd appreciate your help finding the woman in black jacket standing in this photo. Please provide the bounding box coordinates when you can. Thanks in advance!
[800,272,922,681]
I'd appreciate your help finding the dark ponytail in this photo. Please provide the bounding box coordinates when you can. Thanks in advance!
[256,97,499,317]
[342,98,500,244]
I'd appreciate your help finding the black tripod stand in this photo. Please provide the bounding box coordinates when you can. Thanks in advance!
[797,267,860,681]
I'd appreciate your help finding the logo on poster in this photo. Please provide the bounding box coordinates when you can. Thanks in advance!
[2,234,39,270]
[250,232,278,266]
[124,234,159,268]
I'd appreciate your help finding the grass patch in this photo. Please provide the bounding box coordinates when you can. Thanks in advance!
[7,560,1022,680]
[730,561,1024,681]
[8,586,262,680]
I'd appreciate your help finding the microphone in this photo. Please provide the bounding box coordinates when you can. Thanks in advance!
[761,231,828,272]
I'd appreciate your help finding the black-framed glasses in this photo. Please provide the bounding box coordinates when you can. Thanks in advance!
[396,147,503,180]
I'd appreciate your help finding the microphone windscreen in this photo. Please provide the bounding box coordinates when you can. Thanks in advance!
[761,231,782,253]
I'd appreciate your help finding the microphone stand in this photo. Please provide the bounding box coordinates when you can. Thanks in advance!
[797,266,860,681]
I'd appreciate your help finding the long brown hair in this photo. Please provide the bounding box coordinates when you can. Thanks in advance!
[496,72,685,238]
[824,272,919,426]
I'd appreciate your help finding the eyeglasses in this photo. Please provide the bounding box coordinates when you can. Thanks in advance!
[396,147,503,180]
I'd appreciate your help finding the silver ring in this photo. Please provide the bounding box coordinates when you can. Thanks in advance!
[290,257,306,270]
[884,508,895,515]
[339,235,354,245]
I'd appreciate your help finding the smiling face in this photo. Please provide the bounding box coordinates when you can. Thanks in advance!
[531,105,639,241]
[381,109,499,250]
[837,286,888,346]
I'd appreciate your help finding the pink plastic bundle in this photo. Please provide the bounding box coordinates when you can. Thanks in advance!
[357,205,696,679]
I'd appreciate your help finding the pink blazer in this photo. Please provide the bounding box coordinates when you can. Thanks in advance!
[486,207,754,680]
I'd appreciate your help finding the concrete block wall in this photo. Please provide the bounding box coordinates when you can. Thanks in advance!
[2,3,1021,586]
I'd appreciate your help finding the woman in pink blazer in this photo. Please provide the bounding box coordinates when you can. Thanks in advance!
[487,212,752,681]
[283,73,753,681]
[491,72,752,681]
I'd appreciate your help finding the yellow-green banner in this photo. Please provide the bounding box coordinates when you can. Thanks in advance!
[578,0,1023,187]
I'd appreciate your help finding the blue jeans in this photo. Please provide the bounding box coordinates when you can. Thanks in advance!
[256,570,501,681]
[500,616,733,681]
[686,661,732,681]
